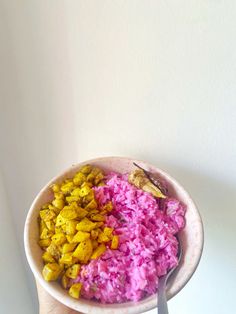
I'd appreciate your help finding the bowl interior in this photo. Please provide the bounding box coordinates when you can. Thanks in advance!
[24,157,203,314]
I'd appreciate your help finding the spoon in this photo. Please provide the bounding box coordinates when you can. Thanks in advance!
[157,237,183,314]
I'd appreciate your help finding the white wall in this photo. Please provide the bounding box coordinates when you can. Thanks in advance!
[0,1,235,314]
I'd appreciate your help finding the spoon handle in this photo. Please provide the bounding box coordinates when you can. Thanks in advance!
[157,277,169,314]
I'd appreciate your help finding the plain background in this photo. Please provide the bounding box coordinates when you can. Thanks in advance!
[0,1,235,314]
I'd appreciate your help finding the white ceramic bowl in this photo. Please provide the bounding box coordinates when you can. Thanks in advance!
[24,157,204,314]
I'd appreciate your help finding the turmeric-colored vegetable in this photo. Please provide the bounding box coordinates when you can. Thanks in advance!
[65,220,77,235]
[52,199,64,210]
[38,239,51,248]
[91,244,106,259]
[59,252,74,265]
[40,209,56,221]
[69,283,82,299]
[51,233,66,246]
[79,184,91,197]
[62,243,77,254]
[60,207,78,220]
[72,231,90,243]
[61,274,70,289]
[42,263,62,281]
[37,164,119,300]
[98,232,110,243]
[103,227,114,238]
[72,239,93,263]
[42,252,55,263]
[76,218,97,232]
[46,243,61,260]
[111,235,119,249]
[66,264,81,279]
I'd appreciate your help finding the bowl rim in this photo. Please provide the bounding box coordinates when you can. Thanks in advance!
[24,156,204,314]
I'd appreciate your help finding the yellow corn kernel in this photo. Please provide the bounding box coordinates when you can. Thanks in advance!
[42,251,55,263]
[65,220,77,235]
[72,239,93,263]
[103,227,114,238]
[65,264,81,279]
[61,274,70,289]
[111,235,119,249]
[69,283,82,299]
[40,209,56,221]
[73,172,86,186]
[51,233,66,246]
[42,263,62,281]
[72,231,90,243]
[52,199,64,210]
[76,218,97,232]
[80,164,92,174]
[97,232,110,243]
[90,214,105,222]
[91,243,106,259]
[51,184,60,193]
[62,243,77,254]
[55,214,67,227]
[38,239,51,248]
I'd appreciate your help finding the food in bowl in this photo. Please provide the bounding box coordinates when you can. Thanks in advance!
[37,163,186,303]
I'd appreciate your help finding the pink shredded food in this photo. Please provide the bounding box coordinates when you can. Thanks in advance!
[75,172,186,303]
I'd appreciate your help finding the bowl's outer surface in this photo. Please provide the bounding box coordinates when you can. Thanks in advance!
[24,157,204,314]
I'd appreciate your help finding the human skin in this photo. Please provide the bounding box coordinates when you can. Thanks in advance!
[36,280,82,314]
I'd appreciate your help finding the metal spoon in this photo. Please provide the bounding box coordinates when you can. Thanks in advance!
[157,237,183,314]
